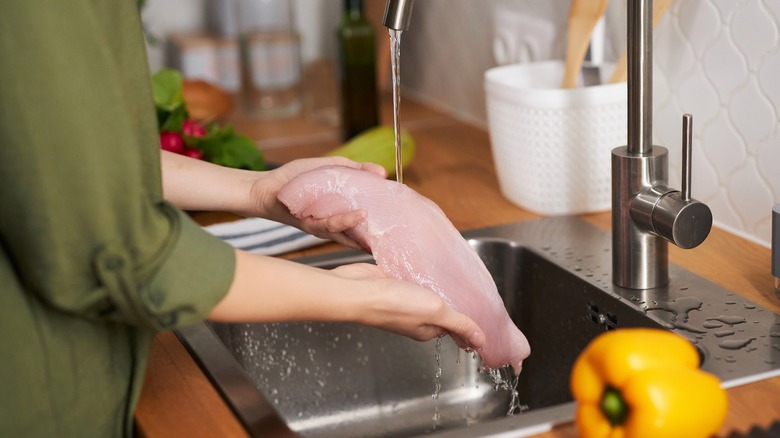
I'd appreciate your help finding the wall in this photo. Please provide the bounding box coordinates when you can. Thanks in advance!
[399,0,779,246]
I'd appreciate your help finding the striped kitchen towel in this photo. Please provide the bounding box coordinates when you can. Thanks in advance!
[205,217,327,255]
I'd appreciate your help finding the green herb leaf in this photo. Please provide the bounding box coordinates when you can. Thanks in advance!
[151,69,184,112]
[150,68,264,171]
[196,133,265,171]
[159,105,187,133]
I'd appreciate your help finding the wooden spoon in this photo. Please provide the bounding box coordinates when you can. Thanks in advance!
[608,0,674,84]
[561,0,610,89]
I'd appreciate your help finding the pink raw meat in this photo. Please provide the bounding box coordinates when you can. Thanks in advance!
[278,165,531,372]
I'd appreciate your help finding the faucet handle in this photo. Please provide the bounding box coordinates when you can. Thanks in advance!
[652,113,713,249]
[682,113,693,201]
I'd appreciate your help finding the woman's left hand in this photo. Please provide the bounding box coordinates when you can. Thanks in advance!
[249,157,387,250]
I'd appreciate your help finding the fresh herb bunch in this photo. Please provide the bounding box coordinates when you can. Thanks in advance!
[151,69,265,171]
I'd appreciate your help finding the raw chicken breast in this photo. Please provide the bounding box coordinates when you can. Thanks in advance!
[278,165,531,372]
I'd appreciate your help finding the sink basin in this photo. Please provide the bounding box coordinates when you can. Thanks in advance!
[177,217,780,437]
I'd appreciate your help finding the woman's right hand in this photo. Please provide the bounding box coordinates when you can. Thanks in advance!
[331,263,486,351]
[209,251,485,352]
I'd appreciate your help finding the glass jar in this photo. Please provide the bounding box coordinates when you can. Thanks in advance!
[237,0,302,118]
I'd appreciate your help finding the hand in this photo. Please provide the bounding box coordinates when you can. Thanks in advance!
[250,157,387,250]
[332,263,486,350]
[210,251,485,351]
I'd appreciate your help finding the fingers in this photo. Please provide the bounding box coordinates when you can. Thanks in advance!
[438,308,485,351]
[332,263,385,280]
[324,209,367,233]
[298,209,368,250]
[358,162,388,178]
[321,156,388,179]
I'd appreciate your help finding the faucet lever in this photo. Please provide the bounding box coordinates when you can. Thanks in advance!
[682,113,692,202]
[650,113,713,250]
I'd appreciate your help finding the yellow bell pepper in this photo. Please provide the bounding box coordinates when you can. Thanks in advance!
[570,328,728,438]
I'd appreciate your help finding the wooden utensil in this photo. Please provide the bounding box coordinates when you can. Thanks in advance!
[561,0,609,89]
[608,0,673,84]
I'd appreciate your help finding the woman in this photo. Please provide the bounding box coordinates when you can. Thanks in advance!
[0,1,484,436]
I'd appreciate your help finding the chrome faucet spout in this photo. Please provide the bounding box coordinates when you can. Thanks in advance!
[612,0,712,289]
[383,0,415,31]
[627,0,653,155]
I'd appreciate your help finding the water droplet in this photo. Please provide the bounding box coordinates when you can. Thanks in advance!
[706,315,747,326]
[718,338,756,350]
[673,321,706,334]
[432,337,443,402]
[645,297,703,324]
[744,304,756,310]
[714,330,735,338]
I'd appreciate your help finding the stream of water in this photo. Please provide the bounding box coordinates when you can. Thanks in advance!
[387,27,525,425]
[389,28,404,184]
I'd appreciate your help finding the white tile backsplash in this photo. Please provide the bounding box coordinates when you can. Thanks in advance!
[399,0,780,246]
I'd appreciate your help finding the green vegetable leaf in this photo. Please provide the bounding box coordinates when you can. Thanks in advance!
[150,68,264,171]
[151,69,184,112]
[196,133,265,171]
[159,105,187,132]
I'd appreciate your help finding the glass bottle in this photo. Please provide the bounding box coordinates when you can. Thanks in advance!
[237,0,302,118]
[337,0,379,140]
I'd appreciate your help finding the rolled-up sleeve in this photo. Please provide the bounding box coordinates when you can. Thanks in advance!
[91,205,235,330]
[0,1,235,330]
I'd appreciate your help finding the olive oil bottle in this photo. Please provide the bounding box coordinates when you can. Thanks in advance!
[337,0,379,140]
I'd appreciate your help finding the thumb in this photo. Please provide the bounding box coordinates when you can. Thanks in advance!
[441,309,485,351]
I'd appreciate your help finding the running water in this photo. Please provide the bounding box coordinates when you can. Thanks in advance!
[386,25,526,427]
[432,337,443,429]
[389,28,404,184]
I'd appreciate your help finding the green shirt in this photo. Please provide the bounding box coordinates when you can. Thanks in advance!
[0,1,236,436]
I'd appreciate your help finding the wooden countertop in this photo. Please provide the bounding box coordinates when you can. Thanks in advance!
[135,96,780,438]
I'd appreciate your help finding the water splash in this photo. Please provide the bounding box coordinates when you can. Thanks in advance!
[485,366,526,416]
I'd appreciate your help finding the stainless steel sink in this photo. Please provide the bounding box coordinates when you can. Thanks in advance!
[177,217,780,438]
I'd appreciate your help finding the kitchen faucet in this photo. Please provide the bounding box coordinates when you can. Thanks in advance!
[612,0,712,289]
[382,0,414,31]
[382,0,712,290]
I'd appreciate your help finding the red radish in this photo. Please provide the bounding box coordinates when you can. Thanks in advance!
[182,119,207,138]
[184,148,204,160]
[160,132,185,154]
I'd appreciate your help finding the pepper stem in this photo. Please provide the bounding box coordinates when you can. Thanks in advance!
[601,386,630,426]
